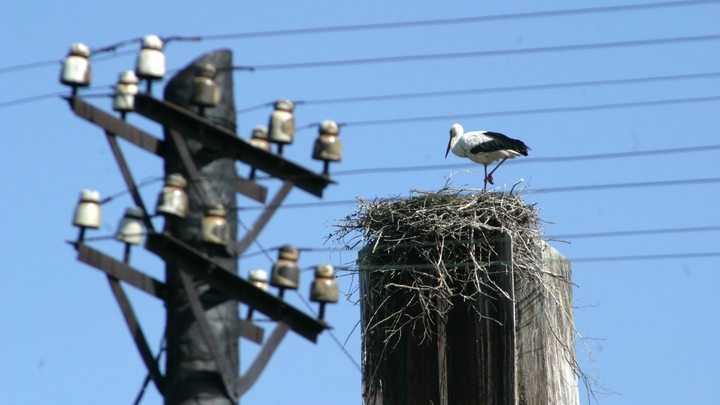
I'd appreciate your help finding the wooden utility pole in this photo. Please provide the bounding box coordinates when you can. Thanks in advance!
[354,193,579,405]
[162,50,239,405]
[66,46,338,404]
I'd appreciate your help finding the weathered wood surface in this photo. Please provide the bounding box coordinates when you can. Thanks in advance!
[162,50,240,405]
[360,237,578,405]
[516,242,579,405]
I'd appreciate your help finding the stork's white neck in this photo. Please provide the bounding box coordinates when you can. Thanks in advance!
[449,123,464,149]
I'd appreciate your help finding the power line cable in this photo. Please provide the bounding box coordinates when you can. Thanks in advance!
[571,251,720,263]
[99,177,164,205]
[239,225,720,258]
[249,34,720,71]
[291,290,363,373]
[0,88,112,109]
[530,177,720,194]
[549,225,720,240]
[0,49,137,76]
[237,71,720,114]
[9,68,720,111]
[198,0,720,40]
[332,143,720,177]
[318,94,720,129]
[244,251,720,266]
[237,177,720,211]
[0,59,64,75]
[237,220,274,263]
[7,44,720,110]
[0,72,176,109]
[0,38,195,75]
[4,0,718,75]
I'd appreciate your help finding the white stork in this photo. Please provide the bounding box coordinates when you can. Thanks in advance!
[445,123,530,192]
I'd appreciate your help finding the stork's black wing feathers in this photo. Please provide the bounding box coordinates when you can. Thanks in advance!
[469,131,530,156]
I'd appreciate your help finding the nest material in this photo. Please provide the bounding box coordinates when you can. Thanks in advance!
[332,186,546,344]
[332,186,608,404]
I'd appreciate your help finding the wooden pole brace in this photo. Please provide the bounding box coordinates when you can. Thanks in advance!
[231,180,294,256]
[105,131,155,233]
[166,129,212,207]
[107,275,165,395]
[236,321,290,397]
[179,271,239,402]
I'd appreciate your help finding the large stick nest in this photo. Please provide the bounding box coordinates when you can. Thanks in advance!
[331,185,546,344]
[331,186,609,403]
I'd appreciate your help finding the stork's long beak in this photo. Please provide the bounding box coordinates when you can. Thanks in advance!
[445,139,451,158]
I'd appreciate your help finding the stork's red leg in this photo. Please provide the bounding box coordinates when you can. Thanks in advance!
[487,158,508,185]
[483,165,489,192]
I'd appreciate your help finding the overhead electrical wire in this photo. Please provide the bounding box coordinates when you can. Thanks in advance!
[0,88,113,109]
[7,37,719,111]
[8,73,720,115]
[291,290,363,373]
[549,225,720,240]
[240,250,720,264]
[332,143,720,177]
[237,70,720,114]
[237,177,720,211]
[249,34,720,71]
[199,0,720,41]
[312,94,720,130]
[0,39,191,75]
[238,225,720,259]
[7,68,720,111]
[529,177,720,194]
[3,0,719,75]
[571,251,720,263]
[0,49,137,76]
[93,141,720,210]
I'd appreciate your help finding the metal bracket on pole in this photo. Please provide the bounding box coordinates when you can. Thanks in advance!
[107,275,165,395]
[236,321,291,397]
[231,180,294,256]
[179,271,239,402]
[134,95,335,197]
[145,232,328,342]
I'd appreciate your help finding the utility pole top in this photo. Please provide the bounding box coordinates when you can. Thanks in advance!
[64,46,340,405]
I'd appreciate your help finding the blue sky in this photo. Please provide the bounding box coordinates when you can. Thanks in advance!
[2,1,720,404]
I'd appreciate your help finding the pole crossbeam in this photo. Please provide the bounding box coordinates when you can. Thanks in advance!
[145,232,328,342]
[68,96,268,203]
[68,96,164,156]
[134,94,334,198]
[75,243,166,299]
